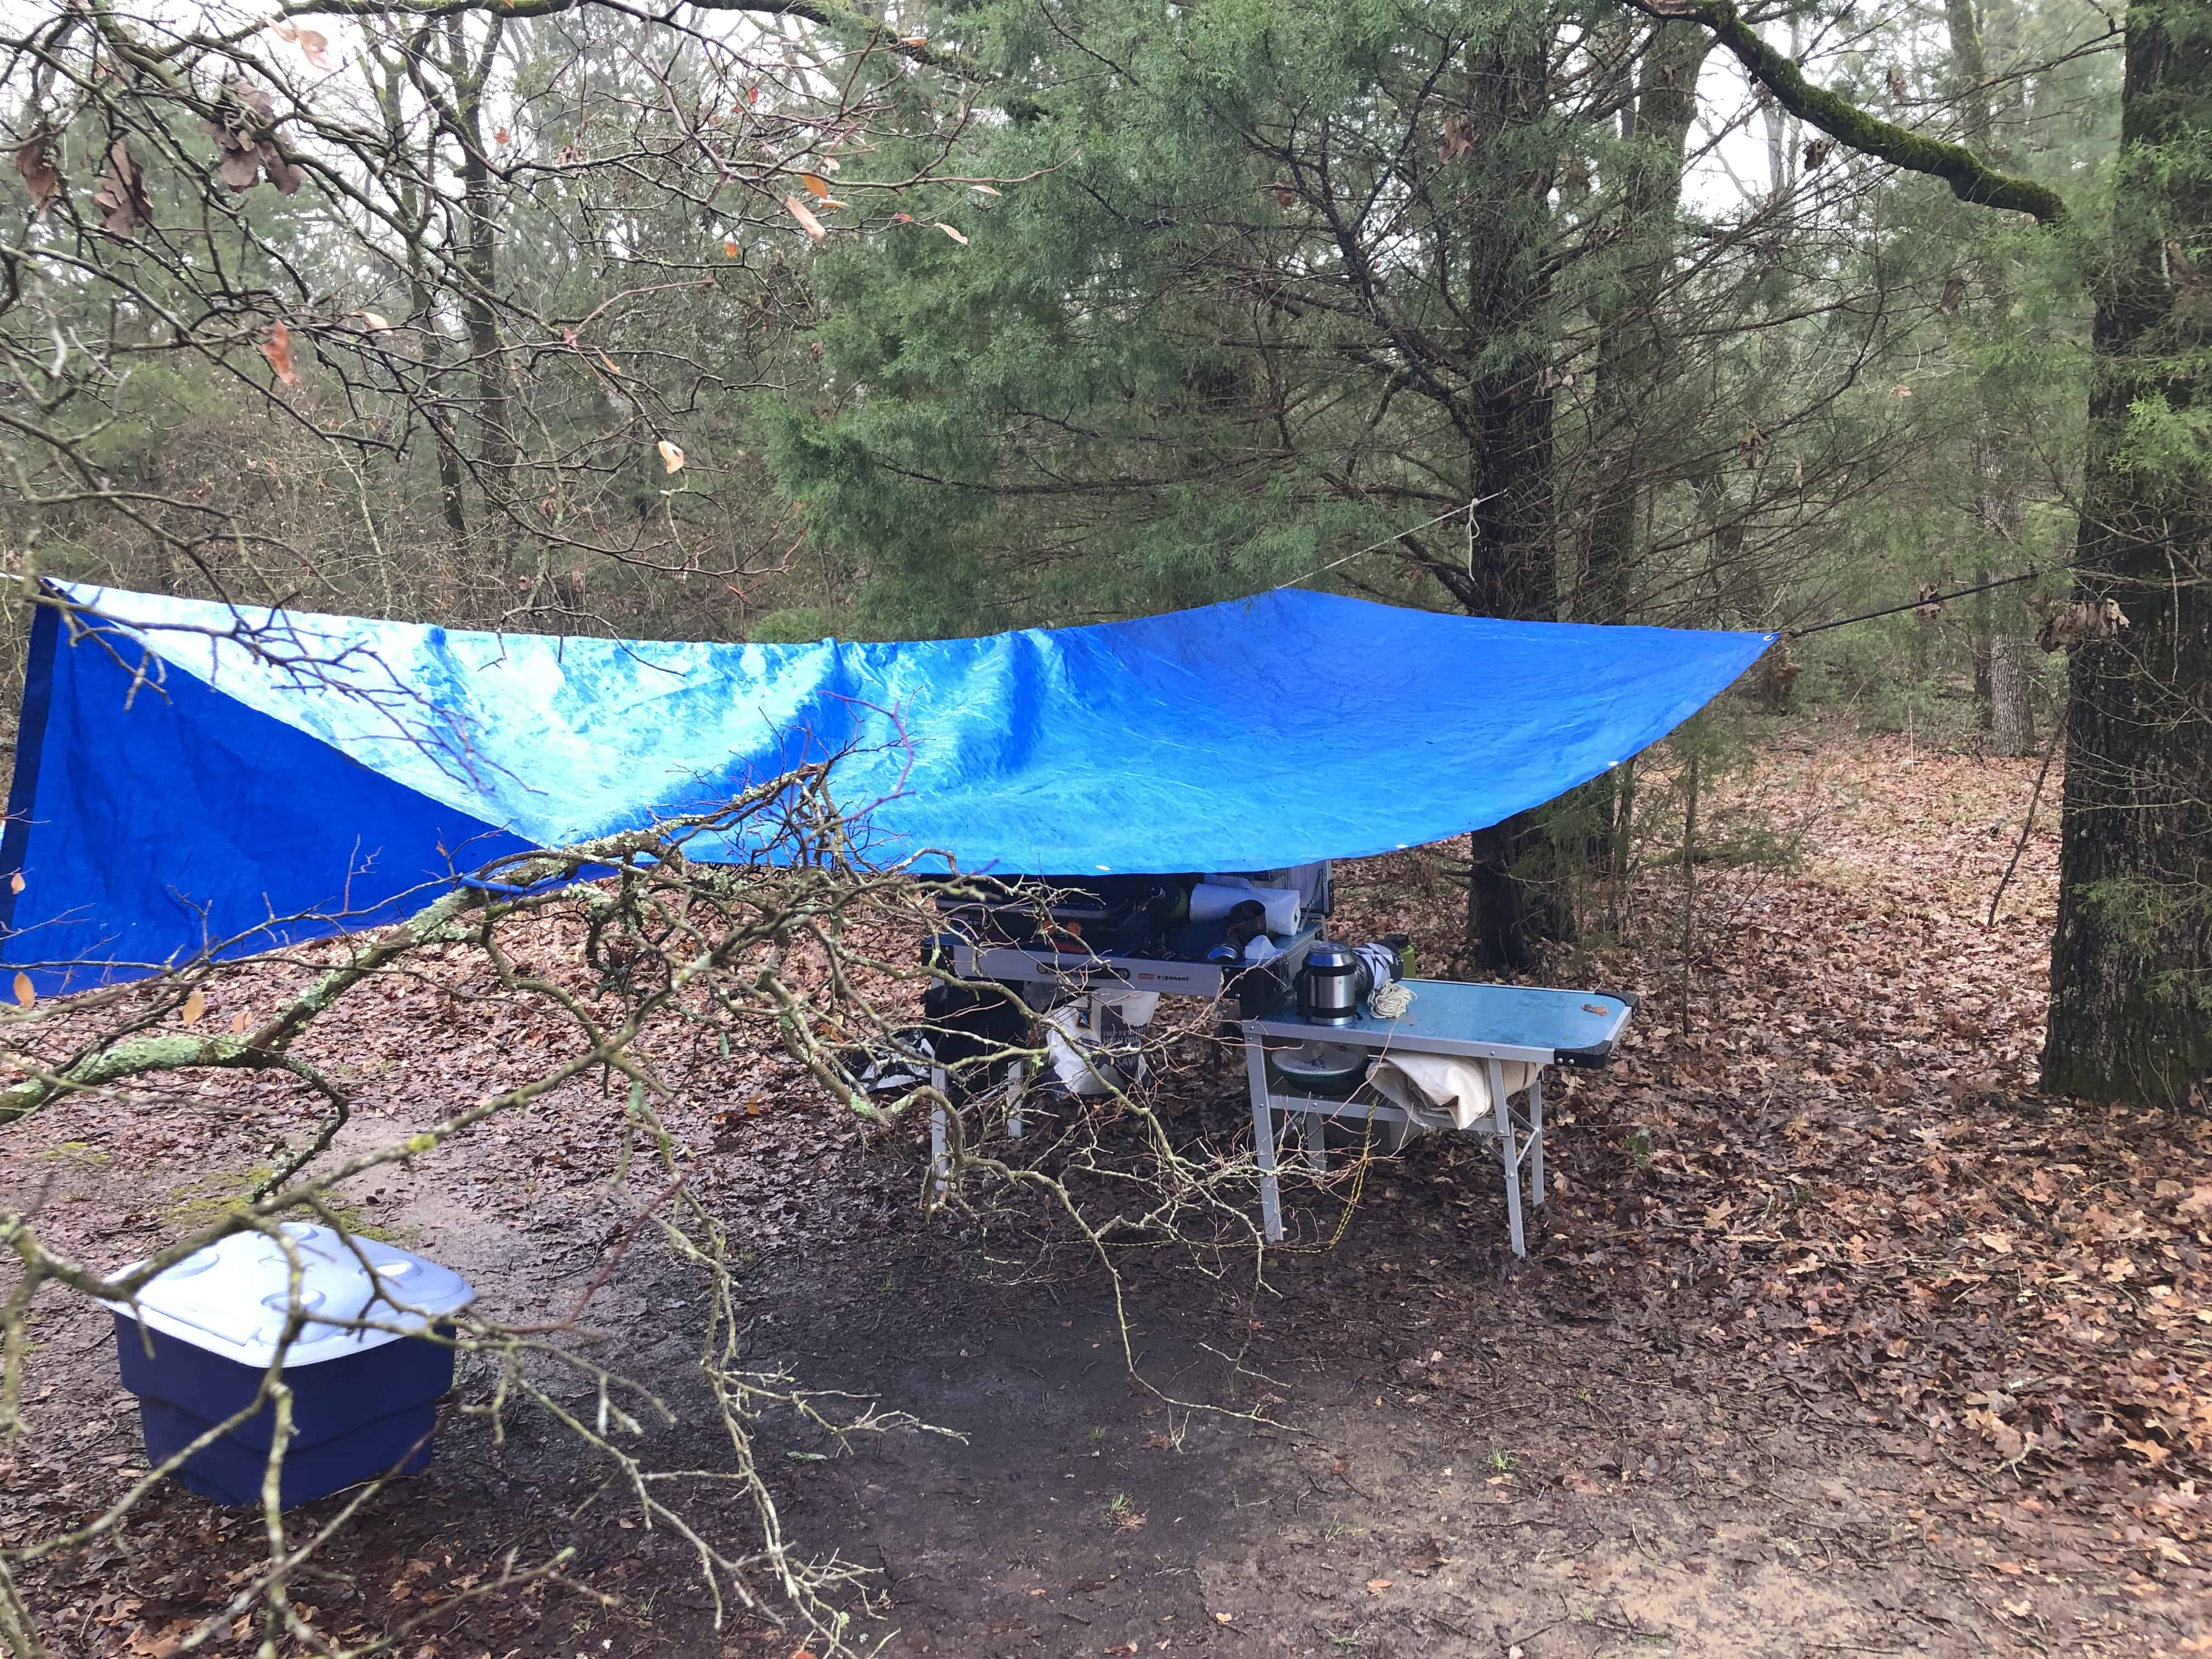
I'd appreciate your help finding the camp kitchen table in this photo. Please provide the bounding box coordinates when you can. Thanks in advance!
[928,925,1324,1178]
[1240,982,1638,1257]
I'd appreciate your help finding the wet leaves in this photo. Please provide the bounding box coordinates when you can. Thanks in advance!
[15,130,61,217]
[1336,735,2212,1505]
[1544,741,2212,1490]
[204,79,300,195]
[91,142,153,236]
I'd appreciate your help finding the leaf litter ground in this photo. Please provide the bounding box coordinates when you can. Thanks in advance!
[1,730,2207,1657]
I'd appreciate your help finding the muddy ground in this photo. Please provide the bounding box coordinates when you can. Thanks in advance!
[3,732,2208,1658]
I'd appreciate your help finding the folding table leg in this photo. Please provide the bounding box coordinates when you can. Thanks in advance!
[1007,1058,1025,1140]
[929,1065,950,1201]
[1487,1058,1526,1259]
[1304,1108,1327,1173]
[1245,1039,1283,1242]
[1530,1071,1545,1205]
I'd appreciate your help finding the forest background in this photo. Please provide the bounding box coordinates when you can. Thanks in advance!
[4,0,2177,1087]
[3,3,2209,1654]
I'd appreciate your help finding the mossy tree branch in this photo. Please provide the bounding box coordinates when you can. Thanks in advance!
[1618,0,2070,224]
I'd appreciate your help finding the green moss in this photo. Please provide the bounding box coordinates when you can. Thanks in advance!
[1675,0,2067,224]
[33,1141,111,1167]
[160,1165,416,1245]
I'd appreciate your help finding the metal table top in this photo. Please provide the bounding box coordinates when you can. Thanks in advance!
[949,924,1322,997]
[1243,979,1638,1066]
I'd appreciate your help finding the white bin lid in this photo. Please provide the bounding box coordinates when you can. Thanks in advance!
[104,1222,475,1369]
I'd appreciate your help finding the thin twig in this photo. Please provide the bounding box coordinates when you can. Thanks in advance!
[1988,721,2061,928]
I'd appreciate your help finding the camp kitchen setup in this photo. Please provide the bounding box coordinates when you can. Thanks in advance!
[3,583,1771,1504]
[915,862,1635,1256]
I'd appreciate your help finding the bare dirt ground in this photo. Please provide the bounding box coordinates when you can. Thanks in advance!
[4,728,2209,1658]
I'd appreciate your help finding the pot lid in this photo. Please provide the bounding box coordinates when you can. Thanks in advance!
[104,1222,474,1369]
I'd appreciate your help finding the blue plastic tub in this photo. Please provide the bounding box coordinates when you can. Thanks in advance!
[112,1313,454,1508]
[104,1223,473,1509]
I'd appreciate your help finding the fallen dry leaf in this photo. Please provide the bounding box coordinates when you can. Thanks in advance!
[92,141,152,235]
[125,1620,196,1658]
[12,970,33,1009]
[935,222,968,245]
[180,988,206,1026]
[783,195,827,240]
[15,131,61,217]
[260,322,301,386]
[656,438,685,474]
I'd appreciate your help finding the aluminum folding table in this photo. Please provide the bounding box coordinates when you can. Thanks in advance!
[1240,982,1636,1257]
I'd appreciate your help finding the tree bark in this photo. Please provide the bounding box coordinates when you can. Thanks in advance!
[1581,20,1712,628]
[1463,29,1559,626]
[1948,0,2036,753]
[1576,21,1712,924]
[2041,7,2212,1105]
[444,16,517,583]
[1989,632,2030,756]
[1463,19,1566,970]
[375,47,470,556]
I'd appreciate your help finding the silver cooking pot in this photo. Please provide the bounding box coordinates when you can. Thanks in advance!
[1294,940,1368,1025]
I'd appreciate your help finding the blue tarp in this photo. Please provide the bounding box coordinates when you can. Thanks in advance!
[0,584,1770,985]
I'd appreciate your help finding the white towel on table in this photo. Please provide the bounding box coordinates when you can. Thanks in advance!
[1368,1055,1538,1132]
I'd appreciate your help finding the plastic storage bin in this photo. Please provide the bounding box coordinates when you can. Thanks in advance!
[105,1222,473,1509]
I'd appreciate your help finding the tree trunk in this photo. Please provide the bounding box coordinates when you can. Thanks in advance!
[1948,0,2038,753]
[1578,21,1713,920]
[445,17,516,586]
[1989,632,2030,756]
[1462,20,1566,970]
[1581,20,1712,628]
[377,48,470,557]
[2041,7,2212,1105]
